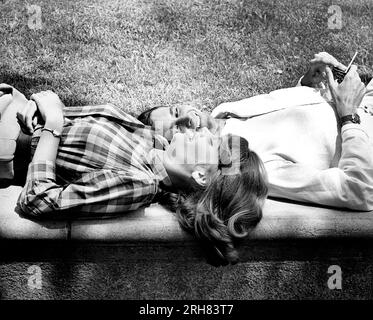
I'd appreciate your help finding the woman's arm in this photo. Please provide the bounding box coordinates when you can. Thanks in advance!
[17,91,64,216]
[18,90,65,162]
[17,92,162,217]
[211,85,326,119]
[17,164,159,217]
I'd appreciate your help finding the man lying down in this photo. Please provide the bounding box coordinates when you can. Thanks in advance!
[138,52,373,211]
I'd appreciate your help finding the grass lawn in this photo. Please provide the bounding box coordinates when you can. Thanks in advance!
[0,0,372,116]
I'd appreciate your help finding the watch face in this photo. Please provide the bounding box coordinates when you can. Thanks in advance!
[352,113,361,123]
[341,113,361,125]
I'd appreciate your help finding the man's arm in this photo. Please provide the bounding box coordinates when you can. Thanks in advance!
[211,86,326,119]
[267,65,371,211]
[265,124,373,211]
[212,52,342,119]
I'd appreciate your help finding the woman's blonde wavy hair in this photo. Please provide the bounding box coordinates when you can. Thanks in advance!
[157,134,268,264]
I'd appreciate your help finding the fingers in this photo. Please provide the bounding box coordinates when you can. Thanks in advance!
[25,101,37,133]
[30,92,42,106]
[311,52,347,70]
[31,90,56,102]
[311,52,334,65]
[30,90,59,115]
[325,66,337,92]
[359,85,367,98]
[345,64,359,79]
[32,116,38,127]
[16,100,37,135]
[345,65,366,92]
[330,64,366,117]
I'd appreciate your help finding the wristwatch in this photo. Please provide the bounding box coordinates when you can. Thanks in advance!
[41,127,62,138]
[340,113,361,126]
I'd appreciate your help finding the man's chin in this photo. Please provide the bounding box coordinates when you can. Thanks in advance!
[205,115,217,131]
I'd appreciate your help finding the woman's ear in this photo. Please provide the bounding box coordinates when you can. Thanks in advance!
[191,169,207,187]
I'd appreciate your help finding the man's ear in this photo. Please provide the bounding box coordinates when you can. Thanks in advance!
[191,169,207,187]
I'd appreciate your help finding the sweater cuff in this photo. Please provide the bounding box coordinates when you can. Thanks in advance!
[341,123,369,139]
[26,160,56,182]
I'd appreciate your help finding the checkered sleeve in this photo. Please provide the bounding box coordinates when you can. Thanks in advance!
[148,149,171,186]
[17,160,158,217]
[17,161,58,216]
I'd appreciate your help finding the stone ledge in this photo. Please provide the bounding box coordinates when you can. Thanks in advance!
[0,186,69,240]
[1,185,373,245]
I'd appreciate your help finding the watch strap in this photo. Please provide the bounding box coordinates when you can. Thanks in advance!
[340,113,360,126]
[41,127,62,138]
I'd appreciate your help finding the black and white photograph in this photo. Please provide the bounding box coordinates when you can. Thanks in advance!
[1,0,373,307]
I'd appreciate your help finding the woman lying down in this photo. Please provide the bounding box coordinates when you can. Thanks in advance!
[0,83,267,265]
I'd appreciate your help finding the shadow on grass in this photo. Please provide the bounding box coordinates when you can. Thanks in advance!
[0,69,93,107]
[0,70,51,98]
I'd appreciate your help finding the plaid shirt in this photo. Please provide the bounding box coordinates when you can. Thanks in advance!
[17,104,170,218]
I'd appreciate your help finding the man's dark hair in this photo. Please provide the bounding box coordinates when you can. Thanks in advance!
[361,73,373,86]
[137,106,162,126]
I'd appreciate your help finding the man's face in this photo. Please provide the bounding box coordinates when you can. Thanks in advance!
[150,105,215,141]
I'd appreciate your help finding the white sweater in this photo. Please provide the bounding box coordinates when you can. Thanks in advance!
[212,80,373,211]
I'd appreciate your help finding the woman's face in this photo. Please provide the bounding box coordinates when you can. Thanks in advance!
[150,105,215,141]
